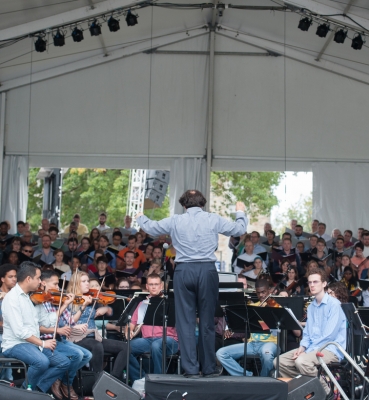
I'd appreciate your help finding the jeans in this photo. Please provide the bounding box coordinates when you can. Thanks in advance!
[129,337,179,382]
[216,341,278,377]
[56,339,92,384]
[3,343,70,392]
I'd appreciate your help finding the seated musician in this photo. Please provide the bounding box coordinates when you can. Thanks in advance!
[216,279,278,377]
[127,273,179,383]
[277,268,346,399]
[272,238,303,276]
[36,270,92,400]
[1,262,71,395]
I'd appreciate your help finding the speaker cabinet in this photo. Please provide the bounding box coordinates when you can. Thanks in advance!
[287,375,326,399]
[92,371,141,400]
[0,383,51,400]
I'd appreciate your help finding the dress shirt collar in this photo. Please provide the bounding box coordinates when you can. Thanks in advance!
[14,283,28,297]
[186,207,203,214]
[313,291,329,307]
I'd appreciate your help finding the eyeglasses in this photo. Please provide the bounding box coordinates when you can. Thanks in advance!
[308,280,321,286]
[147,283,161,287]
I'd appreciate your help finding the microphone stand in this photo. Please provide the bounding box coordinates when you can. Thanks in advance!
[161,246,168,374]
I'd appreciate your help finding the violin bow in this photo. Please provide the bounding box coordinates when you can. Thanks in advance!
[86,276,106,325]
[69,271,78,327]
[52,276,67,349]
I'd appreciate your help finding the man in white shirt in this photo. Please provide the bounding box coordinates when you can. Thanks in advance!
[234,240,267,275]
[317,223,332,242]
[311,219,319,234]
[1,262,71,395]
[96,212,110,232]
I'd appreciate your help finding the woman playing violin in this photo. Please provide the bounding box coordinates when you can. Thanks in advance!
[67,271,128,381]
[282,266,302,295]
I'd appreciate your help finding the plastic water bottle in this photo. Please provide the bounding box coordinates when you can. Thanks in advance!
[122,370,127,382]
[26,385,32,391]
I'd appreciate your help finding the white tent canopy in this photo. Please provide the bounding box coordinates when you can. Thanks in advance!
[0,0,369,228]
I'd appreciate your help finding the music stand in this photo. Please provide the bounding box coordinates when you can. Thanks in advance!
[251,306,303,378]
[342,303,367,400]
[115,292,148,384]
[224,304,266,376]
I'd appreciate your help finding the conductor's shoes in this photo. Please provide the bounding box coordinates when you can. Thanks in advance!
[203,366,223,378]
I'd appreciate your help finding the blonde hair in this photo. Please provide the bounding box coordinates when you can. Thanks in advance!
[67,271,89,295]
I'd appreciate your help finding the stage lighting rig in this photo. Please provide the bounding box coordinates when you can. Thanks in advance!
[108,16,120,32]
[53,30,65,47]
[35,36,47,52]
[334,29,347,44]
[316,23,330,38]
[89,20,102,36]
[72,27,84,42]
[298,17,312,32]
[126,11,138,27]
[352,34,364,50]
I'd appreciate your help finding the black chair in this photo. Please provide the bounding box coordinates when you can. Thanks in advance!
[0,356,28,386]
[138,352,181,378]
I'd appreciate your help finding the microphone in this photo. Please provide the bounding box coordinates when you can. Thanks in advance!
[162,243,169,267]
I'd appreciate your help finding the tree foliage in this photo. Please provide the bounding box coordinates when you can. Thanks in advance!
[273,194,313,235]
[211,171,283,222]
[27,168,170,232]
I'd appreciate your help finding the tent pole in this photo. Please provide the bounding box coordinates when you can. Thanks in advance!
[205,25,215,210]
[0,92,6,213]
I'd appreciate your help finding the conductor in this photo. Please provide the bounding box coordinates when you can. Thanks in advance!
[136,190,247,377]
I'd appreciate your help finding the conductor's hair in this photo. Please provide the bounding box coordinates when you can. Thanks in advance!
[179,190,207,209]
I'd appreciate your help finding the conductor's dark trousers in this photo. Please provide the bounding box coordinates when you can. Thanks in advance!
[173,262,219,375]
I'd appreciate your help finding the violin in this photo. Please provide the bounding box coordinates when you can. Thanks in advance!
[48,290,85,305]
[263,297,282,308]
[30,289,85,306]
[86,288,132,306]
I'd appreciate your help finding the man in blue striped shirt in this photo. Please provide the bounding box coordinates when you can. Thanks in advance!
[277,268,346,399]
[136,190,247,378]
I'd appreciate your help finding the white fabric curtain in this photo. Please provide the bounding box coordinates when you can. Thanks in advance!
[1,155,28,234]
[169,158,207,216]
[312,162,369,233]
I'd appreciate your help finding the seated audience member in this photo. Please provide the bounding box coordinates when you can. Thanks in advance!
[52,249,70,274]
[117,235,145,270]
[37,270,92,400]
[243,256,263,279]
[234,240,267,275]
[327,282,349,303]
[116,278,130,290]
[1,262,71,395]
[0,264,17,381]
[33,234,56,265]
[340,266,359,293]
[281,265,302,295]
[5,251,19,266]
[343,230,354,249]
[263,230,279,247]
[277,268,346,398]
[89,235,116,269]
[111,231,124,250]
[317,223,332,242]
[87,248,104,274]
[96,212,110,232]
[272,238,302,276]
[94,256,115,290]
[61,256,81,281]
[127,273,179,383]
[89,228,101,244]
[311,219,319,234]
[351,242,369,278]
[336,254,351,281]
[67,272,128,381]
[216,279,278,377]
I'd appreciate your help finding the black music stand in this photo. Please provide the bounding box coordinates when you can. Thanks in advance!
[252,306,303,378]
[116,293,148,385]
[342,303,367,400]
[224,304,266,376]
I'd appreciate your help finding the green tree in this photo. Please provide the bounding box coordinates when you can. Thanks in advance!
[211,171,283,222]
[26,168,170,232]
[273,194,313,235]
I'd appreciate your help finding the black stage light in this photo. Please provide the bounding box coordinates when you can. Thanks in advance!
[316,23,330,38]
[298,17,312,32]
[72,27,84,42]
[53,30,65,47]
[35,36,47,52]
[334,29,347,44]
[89,20,102,36]
[352,34,364,50]
[108,16,120,32]
[126,11,138,27]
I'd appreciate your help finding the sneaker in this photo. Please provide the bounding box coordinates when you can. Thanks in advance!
[203,366,223,378]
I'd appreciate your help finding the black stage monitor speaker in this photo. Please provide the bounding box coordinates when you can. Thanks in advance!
[287,375,326,399]
[145,374,288,400]
[92,371,141,400]
[0,383,51,400]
